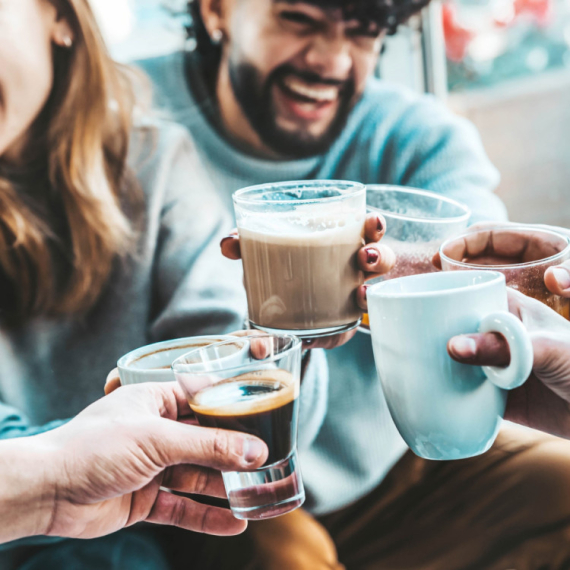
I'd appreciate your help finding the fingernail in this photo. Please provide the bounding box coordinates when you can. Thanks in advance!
[450,336,477,358]
[552,267,570,290]
[243,438,266,464]
[221,235,236,245]
[366,248,379,264]
[377,217,384,232]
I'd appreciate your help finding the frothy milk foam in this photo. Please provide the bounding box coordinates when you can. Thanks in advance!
[239,207,365,332]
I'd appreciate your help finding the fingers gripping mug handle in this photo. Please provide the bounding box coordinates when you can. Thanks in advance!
[479,312,533,390]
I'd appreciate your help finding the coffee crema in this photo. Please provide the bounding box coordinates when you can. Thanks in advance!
[190,369,299,466]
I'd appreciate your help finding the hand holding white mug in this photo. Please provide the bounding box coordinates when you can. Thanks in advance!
[0,382,268,544]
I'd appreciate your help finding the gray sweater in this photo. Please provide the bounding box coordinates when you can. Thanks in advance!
[137,50,508,516]
[0,120,327,451]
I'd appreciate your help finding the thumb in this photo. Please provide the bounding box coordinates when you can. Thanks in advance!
[150,420,269,472]
[545,261,570,297]
[104,368,121,395]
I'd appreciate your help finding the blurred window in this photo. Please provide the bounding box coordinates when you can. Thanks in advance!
[443,0,570,91]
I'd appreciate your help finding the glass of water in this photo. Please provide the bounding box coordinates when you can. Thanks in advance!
[361,185,471,332]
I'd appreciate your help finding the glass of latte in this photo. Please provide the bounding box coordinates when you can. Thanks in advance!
[233,180,366,338]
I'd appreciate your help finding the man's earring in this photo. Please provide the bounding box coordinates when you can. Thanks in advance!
[211,29,223,44]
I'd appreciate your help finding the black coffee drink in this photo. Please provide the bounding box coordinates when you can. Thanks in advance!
[189,369,298,466]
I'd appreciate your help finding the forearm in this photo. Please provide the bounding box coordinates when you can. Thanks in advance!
[0,436,55,544]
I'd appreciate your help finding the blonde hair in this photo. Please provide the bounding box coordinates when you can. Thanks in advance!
[0,0,138,323]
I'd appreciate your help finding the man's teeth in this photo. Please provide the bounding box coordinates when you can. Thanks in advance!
[283,76,338,102]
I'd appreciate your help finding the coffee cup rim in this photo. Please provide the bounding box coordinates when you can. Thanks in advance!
[365,185,471,224]
[117,335,240,373]
[172,333,301,375]
[233,179,365,206]
[368,270,505,299]
[439,225,570,269]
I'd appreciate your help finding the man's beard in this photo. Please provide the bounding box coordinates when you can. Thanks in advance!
[228,59,356,159]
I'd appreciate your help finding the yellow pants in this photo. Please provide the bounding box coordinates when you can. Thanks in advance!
[248,426,570,570]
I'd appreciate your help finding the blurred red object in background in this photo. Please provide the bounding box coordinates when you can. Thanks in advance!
[442,2,475,62]
[514,0,553,27]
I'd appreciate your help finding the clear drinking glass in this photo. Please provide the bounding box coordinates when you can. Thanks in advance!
[233,180,366,339]
[361,185,471,331]
[172,333,305,520]
[440,225,570,319]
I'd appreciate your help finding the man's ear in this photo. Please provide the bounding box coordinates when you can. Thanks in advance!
[199,0,230,41]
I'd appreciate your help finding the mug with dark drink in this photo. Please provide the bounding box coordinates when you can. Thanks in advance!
[233,180,366,338]
[440,226,570,319]
[173,333,304,520]
[360,185,471,331]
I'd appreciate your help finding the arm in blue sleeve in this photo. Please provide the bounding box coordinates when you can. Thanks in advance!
[0,402,66,439]
[383,92,508,223]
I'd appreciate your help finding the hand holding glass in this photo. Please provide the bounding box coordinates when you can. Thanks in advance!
[173,334,304,520]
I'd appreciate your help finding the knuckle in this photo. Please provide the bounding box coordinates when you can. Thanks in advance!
[199,505,215,534]
[171,498,188,528]
[192,468,211,495]
[211,429,231,461]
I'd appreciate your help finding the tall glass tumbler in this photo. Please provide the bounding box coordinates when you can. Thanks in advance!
[233,180,366,339]
[173,334,305,520]
[440,225,570,319]
[361,185,471,331]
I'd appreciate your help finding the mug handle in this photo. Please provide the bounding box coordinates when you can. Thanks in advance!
[478,312,534,390]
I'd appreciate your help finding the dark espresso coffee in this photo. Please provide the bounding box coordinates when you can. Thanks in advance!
[239,221,364,332]
[189,369,298,466]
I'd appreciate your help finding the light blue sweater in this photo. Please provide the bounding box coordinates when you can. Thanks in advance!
[0,120,329,561]
[137,50,507,515]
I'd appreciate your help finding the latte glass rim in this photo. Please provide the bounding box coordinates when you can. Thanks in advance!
[171,333,302,375]
[233,180,366,207]
[366,185,471,225]
[440,225,570,270]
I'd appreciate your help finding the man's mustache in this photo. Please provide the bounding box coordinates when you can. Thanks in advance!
[272,66,350,89]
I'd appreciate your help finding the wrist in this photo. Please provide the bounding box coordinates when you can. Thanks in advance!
[0,435,59,542]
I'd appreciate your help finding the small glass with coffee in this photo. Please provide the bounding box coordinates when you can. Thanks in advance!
[172,333,304,520]
[439,225,570,319]
[233,180,366,338]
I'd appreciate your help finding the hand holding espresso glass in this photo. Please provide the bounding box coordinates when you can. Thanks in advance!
[173,334,304,520]
[5,382,268,543]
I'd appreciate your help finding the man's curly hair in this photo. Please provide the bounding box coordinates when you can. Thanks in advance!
[186,0,431,57]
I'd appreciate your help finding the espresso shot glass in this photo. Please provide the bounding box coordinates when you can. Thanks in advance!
[233,180,366,339]
[440,225,570,319]
[172,334,304,520]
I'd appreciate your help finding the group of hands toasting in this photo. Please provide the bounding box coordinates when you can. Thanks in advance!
[5,215,570,545]
[222,216,570,439]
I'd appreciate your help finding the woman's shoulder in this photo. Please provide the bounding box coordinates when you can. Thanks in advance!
[125,116,221,213]
[128,115,197,170]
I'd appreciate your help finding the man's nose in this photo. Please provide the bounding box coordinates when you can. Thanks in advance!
[303,27,352,81]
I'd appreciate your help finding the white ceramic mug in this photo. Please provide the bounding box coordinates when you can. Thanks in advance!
[367,270,533,460]
[117,335,248,385]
